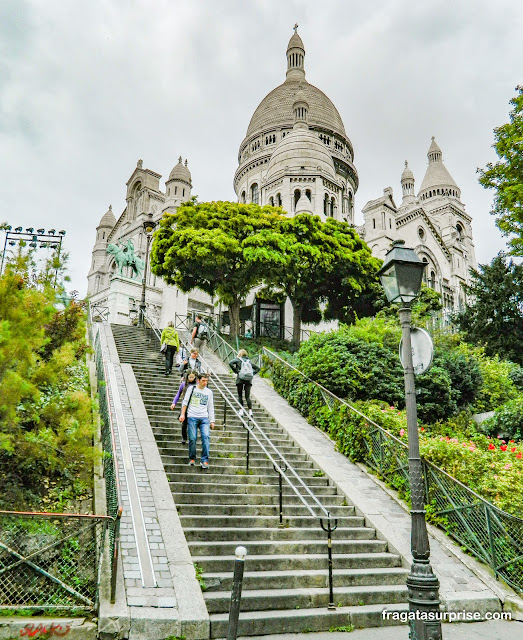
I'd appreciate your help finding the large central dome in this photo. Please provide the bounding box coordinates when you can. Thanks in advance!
[246,81,347,139]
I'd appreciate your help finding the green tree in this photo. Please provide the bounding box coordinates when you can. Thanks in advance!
[270,214,382,345]
[457,255,523,364]
[478,86,523,255]
[150,201,287,341]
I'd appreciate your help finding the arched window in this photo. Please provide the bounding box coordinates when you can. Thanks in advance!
[183,188,185,197]
[276,193,282,207]
[330,197,335,217]
[456,223,464,240]
[305,189,311,201]
[251,183,259,204]
[324,193,329,216]
[430,271,436,289]
[269,196,274,207]
[241,191,246,204]
[294,189,301,209]
[175,186,178,195]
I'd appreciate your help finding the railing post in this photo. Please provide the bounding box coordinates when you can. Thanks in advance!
[485,504,498,578]
[246,429,250,471]
[223,402,227,430]
[227,546,247,640]
[320,516,338,610]
[274,463,287,527]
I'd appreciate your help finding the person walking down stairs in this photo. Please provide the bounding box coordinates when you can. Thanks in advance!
[229,349,260,418]
[170,369,198,444]
[179,372,215,471]
[160,321,180,376]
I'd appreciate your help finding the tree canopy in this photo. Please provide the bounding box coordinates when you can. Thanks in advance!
[478,85,523,255]
[150,200,288,340]
[457,255,523,365]
[268,213,382,344]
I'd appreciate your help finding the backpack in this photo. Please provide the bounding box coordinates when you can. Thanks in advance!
[238,358,254,382]
[197,321,208,340]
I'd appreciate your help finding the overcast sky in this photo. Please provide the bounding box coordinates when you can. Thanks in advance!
[1,0,522,295]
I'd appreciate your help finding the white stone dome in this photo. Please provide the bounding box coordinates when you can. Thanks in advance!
[98,205,116,228]
[266,124,336,180]
[168,157,192,184]
[401,161,414,182]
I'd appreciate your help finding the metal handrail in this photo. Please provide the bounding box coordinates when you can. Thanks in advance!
[262,346,523,596]
[171,315,338,607]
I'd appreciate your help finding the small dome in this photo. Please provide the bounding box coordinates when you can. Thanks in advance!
[401,161,414,182]
[266,125,336,180]
[98,205,116,228]
[168,157,192,184]
[295,192,312,214]
[418,138,459,198]
[287,31,304,53]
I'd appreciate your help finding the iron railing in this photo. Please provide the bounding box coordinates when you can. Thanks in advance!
[261,347,523,596]
[88,304,124,603]
[169,315,339,608]
[0,511,110,611]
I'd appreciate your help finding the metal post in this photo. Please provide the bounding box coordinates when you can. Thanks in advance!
[227,546,247,640]
[399,306,442,640]
[274,463,286,527]
[139,234,152,328]
[320,516,338,610]
[0,234,8,276]
[485,505,498,578]
[246,429,250,471]
[223,402,227,430]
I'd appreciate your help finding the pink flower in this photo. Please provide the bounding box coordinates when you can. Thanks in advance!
[491,463,496,468]
[469,446,475,452]
[502,440,506,444]
[497,435,502,439]
[494,475,498,479]
[505,464,512,470]
[399,429,405,437]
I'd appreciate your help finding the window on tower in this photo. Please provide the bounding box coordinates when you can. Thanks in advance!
[251,183,259,204]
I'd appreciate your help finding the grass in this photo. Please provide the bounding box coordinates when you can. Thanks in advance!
[313,470,325,477]
[329,625,354,632]
[193,563,207,591]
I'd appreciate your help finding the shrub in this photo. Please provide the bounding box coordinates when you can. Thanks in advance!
[481,396,523,441]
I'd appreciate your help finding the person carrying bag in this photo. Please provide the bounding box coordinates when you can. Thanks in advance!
[229,349,260,418]
[160,321,180,376]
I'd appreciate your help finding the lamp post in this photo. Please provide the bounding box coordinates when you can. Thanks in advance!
[378,240,442,640]
[138,214,157,328]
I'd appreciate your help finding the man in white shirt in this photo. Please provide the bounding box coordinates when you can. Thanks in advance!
[179,373,215,471]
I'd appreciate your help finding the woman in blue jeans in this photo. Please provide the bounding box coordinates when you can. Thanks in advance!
[178,373,215,471]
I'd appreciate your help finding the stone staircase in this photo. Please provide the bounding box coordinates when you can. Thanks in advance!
[110,324,409,637]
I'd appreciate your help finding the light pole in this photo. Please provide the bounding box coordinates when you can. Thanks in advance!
[378,240,442,640]
[138,214,157,328]
[0,225,66,282]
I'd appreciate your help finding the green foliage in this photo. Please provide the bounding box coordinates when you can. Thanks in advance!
[0,256,94,510]
[458,255,523,364]
[194,563,207,591]
[478,86,523,256]
[329,625,354,632]
[457,343,519,412]
[481,396,523,441]
[150,201,288,340]
[296,328,405,406]
[509,365,523,391]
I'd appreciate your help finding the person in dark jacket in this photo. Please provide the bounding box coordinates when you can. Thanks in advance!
[170,369,198,443]
[229,349,260,418]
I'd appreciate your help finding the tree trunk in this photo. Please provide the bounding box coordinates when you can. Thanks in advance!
[292,301,303,348]
[229,298,241,343]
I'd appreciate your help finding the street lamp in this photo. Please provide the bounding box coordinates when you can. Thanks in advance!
[138,213,157,328]
[378,240,442,640]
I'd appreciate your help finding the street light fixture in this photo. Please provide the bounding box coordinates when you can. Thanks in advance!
[378,240,442,640]
[138,213,157,328]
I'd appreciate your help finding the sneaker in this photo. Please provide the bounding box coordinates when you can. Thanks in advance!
[248,409,253,418]
[182,439,187,444]
[189,459,195,466]
[238,408,244,417]
[201,461,209,471]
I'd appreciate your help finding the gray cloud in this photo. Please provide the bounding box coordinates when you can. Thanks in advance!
[1,0,521,294]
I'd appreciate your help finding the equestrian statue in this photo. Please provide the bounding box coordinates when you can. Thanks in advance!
[106,239,145,279]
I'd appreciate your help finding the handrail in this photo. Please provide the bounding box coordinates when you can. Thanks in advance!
[173,327,338,607]
[261,346,523,596]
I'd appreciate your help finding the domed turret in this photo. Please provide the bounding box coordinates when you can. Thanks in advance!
[286,26,306,82]
[98,204,116,230]
[401,161,415,201]
[418,137,461,202]
[165,157,192,206]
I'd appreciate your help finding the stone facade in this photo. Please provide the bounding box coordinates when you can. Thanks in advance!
[87,29,477,328]
[361,138,477,312]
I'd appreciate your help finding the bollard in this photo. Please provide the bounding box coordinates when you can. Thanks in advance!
[227,546,247,640]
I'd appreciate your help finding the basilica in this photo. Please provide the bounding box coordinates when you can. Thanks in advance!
[87,29,477,332]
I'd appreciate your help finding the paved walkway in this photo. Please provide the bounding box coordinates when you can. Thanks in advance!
[197,344,523,622]
[239,618,523,640]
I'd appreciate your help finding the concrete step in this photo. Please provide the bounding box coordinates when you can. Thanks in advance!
[178,514,362,528]
[171,491,346,506]
[184,526,376,542]
[204,584,408,614]
[175,504,354,518]
[208,603,409,638]
[192,552,403,573]
[188,539,389,557]
[202,566,408,592]
[168,479,338,494]
[163,463,327,479]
